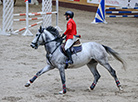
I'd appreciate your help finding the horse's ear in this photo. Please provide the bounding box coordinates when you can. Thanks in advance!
[39,26,43,33]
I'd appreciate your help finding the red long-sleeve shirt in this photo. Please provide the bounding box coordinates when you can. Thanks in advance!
[64,18,77,41]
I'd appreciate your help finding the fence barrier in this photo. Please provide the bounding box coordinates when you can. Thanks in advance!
[106,7,138,18]
[0,0,61,36]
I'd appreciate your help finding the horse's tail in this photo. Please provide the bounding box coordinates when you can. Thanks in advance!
[102,45,127,70]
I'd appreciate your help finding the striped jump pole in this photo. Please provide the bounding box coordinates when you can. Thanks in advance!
[14,17,43,22]
[13,0,61,35]
[106,14,138,18]
[1,0,60,35]
[13,11,58,34]
[13,21,42,34]
[13,11,57,17]
[106,7,138,18]
[106,11,138,14]
[106,7,138,10]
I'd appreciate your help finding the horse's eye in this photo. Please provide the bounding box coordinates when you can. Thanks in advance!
[36,34,39,36]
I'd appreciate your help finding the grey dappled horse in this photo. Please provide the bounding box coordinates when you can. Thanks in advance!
[25,26,126,94]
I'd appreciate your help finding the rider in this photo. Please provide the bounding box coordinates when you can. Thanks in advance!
[62,11,77,64]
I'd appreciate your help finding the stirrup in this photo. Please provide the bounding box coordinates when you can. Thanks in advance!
[68,60,73,64]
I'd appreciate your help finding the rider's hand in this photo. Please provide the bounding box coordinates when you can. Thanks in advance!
[61,33,65,38]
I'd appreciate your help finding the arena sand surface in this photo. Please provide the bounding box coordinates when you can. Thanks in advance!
[0,1,138,102]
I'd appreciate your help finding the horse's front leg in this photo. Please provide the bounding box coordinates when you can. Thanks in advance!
[25,65,54,87]
[58,66,66,94]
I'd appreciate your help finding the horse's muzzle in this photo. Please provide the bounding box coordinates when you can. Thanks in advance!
[30,43,38,49]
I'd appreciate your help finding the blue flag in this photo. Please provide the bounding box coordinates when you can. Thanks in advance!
[91,0,107,24]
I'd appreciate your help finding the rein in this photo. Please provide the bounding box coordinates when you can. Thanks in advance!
[41,34,63,66]
[42,33,63,55]
[44,38,57,45]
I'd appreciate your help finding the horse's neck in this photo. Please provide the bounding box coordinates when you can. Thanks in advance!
[43,30,55,54]
[43,29,61,55]
[44,41,57,54]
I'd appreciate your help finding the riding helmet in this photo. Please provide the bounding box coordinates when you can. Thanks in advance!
[64,11,74,18]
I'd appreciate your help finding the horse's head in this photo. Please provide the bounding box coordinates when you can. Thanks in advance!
[31,26,46,49]
[31,26,61,49]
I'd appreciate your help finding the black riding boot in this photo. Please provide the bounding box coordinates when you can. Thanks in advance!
[66,49,73,64]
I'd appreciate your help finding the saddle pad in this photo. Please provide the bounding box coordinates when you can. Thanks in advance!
[71,45,82,54]
[60,44,82,55]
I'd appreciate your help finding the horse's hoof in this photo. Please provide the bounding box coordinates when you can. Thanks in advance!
[59,90,66,94]
[25,83,30,87]
[59,91,63,94]
[88,87,93,91]
[89,83,96,90]
[118,86,123,91]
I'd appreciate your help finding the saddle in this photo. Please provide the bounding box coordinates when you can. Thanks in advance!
[61,38,82,56]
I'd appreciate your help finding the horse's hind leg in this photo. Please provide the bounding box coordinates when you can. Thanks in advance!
[100,61,122,90]
[87,59,101,90]
[25,65,54,87]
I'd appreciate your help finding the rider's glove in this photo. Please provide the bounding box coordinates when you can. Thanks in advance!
[61,33,65,38]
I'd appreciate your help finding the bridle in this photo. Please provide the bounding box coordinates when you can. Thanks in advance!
[35,30,63,55]
[32,30,63,66]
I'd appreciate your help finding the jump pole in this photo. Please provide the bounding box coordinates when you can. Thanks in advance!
[1,0,61,35]
[13,11,57,17]
[12,10,59,33]
[106,7,138,18]
[14,21,42,33]
[55,0,62,31]
[22,0,33,36]
[14,17,43,22]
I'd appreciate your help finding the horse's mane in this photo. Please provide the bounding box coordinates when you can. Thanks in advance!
[46,26,61,38]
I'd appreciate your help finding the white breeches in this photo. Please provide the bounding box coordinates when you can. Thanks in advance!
[65,36,76,50]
